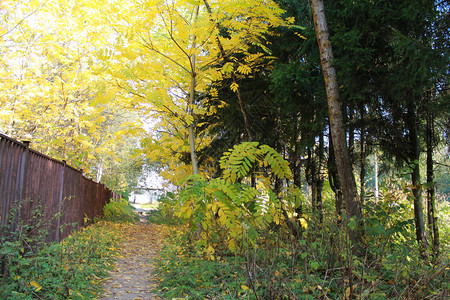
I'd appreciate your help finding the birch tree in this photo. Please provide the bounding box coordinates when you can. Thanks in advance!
[310,0,364,249]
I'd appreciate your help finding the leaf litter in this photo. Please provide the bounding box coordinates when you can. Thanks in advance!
[99,219,168,300]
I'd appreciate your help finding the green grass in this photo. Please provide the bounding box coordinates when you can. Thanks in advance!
[138,203,159,209]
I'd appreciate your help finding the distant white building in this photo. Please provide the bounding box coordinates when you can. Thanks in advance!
[131,188,165,204]
[129,170,175,204]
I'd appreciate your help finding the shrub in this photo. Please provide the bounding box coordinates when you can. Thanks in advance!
[103,198,139,223]
[146,193,182,225]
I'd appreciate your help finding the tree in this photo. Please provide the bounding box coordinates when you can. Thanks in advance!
[0,0,144,191]
[310,0,364,248]
[95,0,286,182]
[326,0,449,255]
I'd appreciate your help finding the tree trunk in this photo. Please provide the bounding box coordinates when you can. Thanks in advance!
[406,104,428,255]
[348,104,354,159]
[374,152,379,201]
[359,103,366,204]
[305,146,316,212]
[328,131,343,223]
[426,94,439,256]
[317,131,324,223]
[310,0,363,249]
[291,145,302,189]
[188,6,200,175]
[233,74,252,141]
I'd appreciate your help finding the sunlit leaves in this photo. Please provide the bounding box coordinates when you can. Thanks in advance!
[220,142,292,184]
[172,143,296,254]
[0,0,144,188]
[90,0,287,181]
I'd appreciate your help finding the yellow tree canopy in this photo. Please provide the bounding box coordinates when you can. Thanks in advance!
[1,0,289,186]
[90,0,288,183]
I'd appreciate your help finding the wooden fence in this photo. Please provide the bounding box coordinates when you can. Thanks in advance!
[0,132,119,242]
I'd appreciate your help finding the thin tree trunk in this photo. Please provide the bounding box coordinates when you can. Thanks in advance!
[328,131,343,223]
[291,128,303,217]
[426,94,439,256]
[360,103,366,204]
[407,104,428,255]
[233,75,252,141]
[317,131,324,223]
[374,151,379,201]
[188,5,200,175]
[348,104,354,159]
[310,0,363,250]
[290,144,302,189]
[306,146,316,212]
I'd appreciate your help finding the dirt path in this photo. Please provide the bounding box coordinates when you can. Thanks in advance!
[99,219,166,300]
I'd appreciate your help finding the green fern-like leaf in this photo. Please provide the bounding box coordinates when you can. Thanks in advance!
[220,142,260,183]
[220,142,292,183]
[260,145,292,180]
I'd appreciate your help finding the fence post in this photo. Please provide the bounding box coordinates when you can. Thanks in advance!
[1,140,13,226]
[55,160,66,242]
[17,140,30,201]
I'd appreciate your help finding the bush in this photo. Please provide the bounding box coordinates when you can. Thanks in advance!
[103,198,139,223]
[147,193,182,226]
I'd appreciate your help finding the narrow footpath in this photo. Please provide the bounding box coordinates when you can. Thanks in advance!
[100,213,166,300]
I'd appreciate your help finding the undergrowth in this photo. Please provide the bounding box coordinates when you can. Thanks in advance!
[0,198,125,299]
[149,143,449,299]
[103,198,140,223]
[151,190,449,299]
[146,192,182,226]
[0,221,121,299]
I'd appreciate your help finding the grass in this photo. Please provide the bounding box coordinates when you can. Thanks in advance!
[138,203,159,209]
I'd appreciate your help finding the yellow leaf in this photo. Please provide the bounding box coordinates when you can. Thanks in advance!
[30,280,42,291]
[237,64,252,75]
[299,218,308,230]
[230,82,239,93]
[241,285,249,291]
[295,32,308,40]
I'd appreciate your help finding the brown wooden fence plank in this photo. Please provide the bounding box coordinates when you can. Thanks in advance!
[0,132,118,243]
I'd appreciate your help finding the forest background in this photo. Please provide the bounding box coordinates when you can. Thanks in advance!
[1,0,449,298]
